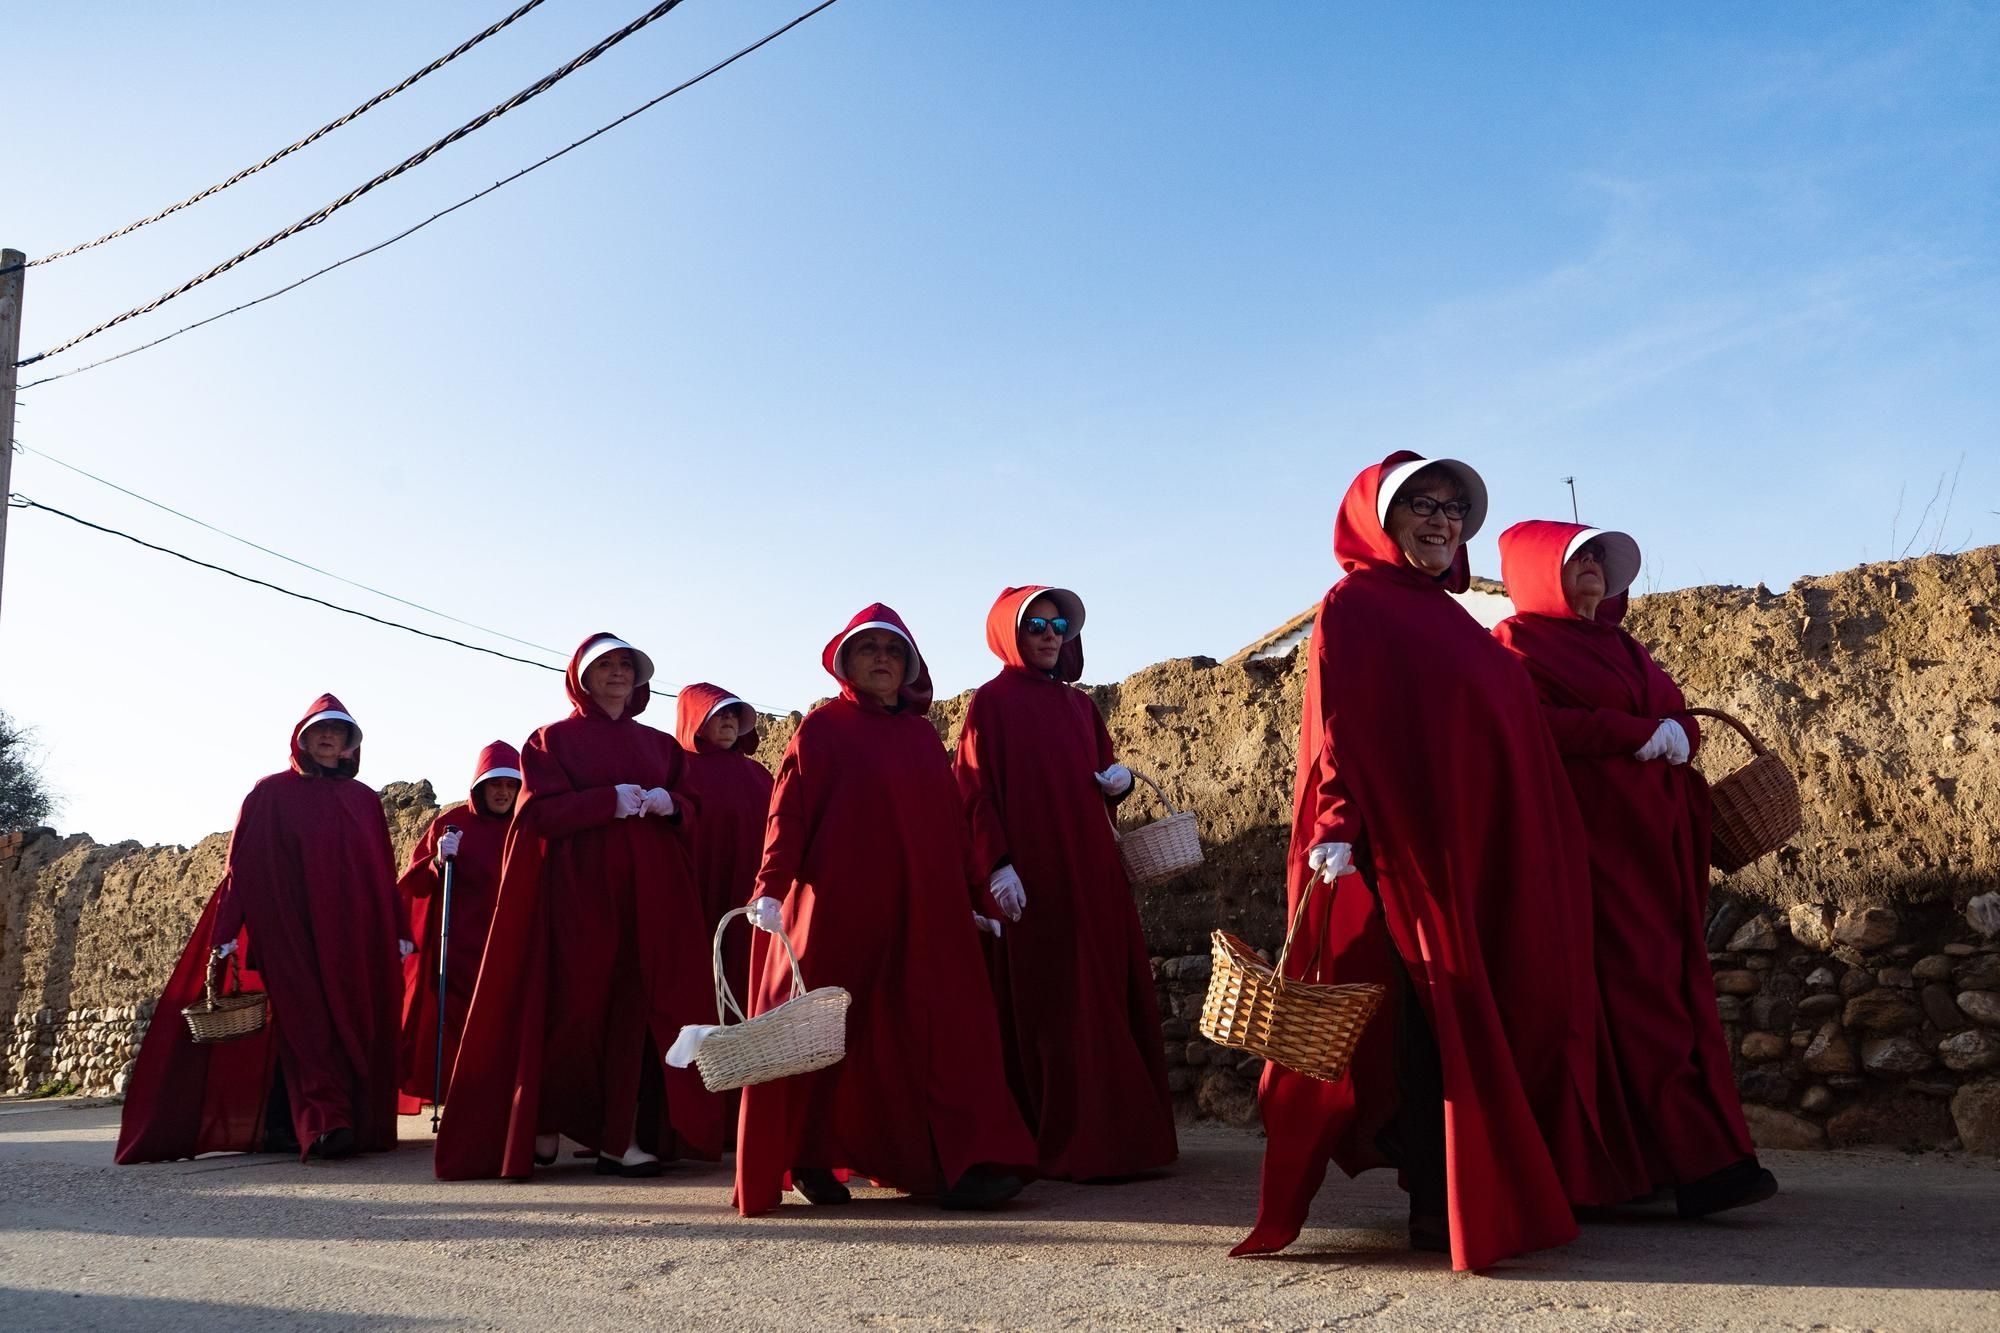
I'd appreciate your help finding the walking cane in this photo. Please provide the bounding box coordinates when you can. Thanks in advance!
[430,825,460,1134]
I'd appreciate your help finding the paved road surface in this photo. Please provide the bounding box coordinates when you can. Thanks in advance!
[1,1099,1995,1331]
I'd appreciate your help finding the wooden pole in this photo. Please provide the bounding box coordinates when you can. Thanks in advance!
[0,249,24,627]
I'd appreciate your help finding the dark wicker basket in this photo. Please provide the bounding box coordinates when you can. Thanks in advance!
[1686,708,1801,874]
[1199,883,1384,1082]
[180,951,269,1044]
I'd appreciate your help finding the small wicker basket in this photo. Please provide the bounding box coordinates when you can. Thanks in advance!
[1199,882,1384,1082]
[690,907,851,1093]
[180,951,269,1044]
[1685,708,1801,874]
[1115,770,1204,888]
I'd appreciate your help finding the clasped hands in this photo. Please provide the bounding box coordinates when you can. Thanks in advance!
[613,784,676,818]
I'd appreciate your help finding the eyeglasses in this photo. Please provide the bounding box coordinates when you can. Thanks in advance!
[1395,495,1473,520]
[1021,616,1070,637]
[1568,542,1605,565]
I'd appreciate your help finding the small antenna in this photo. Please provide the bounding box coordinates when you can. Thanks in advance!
[1561,476,1579,522]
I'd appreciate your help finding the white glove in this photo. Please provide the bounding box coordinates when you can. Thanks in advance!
[989,864,1026,922]
[640,787,676,818]
[1662,718,1690,765]
[973,912,1004,938]
[436,828,463,861]
[399,939,415,959]
[749,896,784,933]
[214,939,238,958]
[1093,764,1134,796]
[612,784,645,818]
[1307,842,1355,884]
[1634,720,1689,764]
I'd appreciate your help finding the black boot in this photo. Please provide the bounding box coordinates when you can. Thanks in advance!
[790,1168,852,1205]
[938,1165,1024,1211]
[311,1127,357,1160]
[1675,1157,1778,1219]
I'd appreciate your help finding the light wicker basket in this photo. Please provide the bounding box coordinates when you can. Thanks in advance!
[1685,708,1801,874]
[1115,770,1204,889]
[1199,883,1384,1082]
[180,951,269,1045]
[690,907,851,1093]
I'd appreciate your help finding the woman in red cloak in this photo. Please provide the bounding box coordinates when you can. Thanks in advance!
[954,585,1177,1180]
[117,695,407,1164]
[1494,520,1777,1218]
[395,741,521,1115]
[734,604,1037,1214]
[1232,454,1646,1271]
[674,684,774,1027]
[435,634,724,1180]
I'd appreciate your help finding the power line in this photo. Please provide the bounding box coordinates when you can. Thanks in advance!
[15,0,842,391]
[18,0,696,367]
[13,440,567,658]
[22,0,552,269]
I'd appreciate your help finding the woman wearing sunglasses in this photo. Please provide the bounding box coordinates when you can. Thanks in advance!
[1233,453,1647,1271]
[1495,520,1776,1219]
[953,586,1178,1182]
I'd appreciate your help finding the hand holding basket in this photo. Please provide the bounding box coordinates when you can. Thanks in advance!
[1683,708,1801,873]
[679,906,851,1092]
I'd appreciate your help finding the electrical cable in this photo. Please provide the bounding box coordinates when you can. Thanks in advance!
[22,0,552,269]
[15,0,841,390]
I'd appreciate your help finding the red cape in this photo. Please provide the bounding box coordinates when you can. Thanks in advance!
[118,693,404,1162]
[733,604,1035,1214]
[954,585,1176,1179]
[396,741,517,1113]
[435,635,725,1179]
[1234,456,1645,1270]
[675,683,774,1021]
[1495,520,1752,1185]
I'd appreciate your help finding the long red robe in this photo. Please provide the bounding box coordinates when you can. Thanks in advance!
[118,694,405,1163]
[1494,519,1754,1186]
[734,604,1036,1215]
[954,585,1176,1179]
[435,635,725,1179]
[674,684,774,1026]
[1234,455,1645,1271]
[396,741,517,1114]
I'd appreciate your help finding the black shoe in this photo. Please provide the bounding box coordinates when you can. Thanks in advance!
[1675,1158,1778,1219]
[533,1150,558,1167]
[938,1166,1024,1211]
[310,1127,357,1160]
[1408,1212,1451,1254]
[594,1153,664,1178]
[263,1124,301,1156]
[790,1168,851,1205]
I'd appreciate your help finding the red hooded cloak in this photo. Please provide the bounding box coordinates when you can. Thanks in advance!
[674,683,774,1027]
[1493,520,1754,1186]
[1233,454,1645,1271]
[118,694,405,1163]
[435,635,724,1179]
[733,605,1036,1214]
[395,740,519,1114]
[953,585,1177,1179]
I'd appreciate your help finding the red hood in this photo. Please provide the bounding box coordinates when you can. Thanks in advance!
[469,740,523,792]
[565,631,651,721]
[822,603,935,714]
[290,692,362,778]
[675,681,761,756]
[984,585,1085,682]
[1497,519,1641,624]
[1334,450,1473,594]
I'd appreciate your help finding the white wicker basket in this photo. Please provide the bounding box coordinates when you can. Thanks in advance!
[691,907,851,1093]
[1115,770,1204,888]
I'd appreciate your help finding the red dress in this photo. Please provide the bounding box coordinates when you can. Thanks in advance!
[396,741,518,1114]
[955,585,1177,1179]
[1494,519,1754,1186]
[674,684,774,1023]
[118,694,405,1162]
[1234,455,1645,1271]
[435,636,725,1179]
[733,604,1036,1215]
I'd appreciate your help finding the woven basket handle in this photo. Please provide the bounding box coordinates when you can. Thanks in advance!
[712,906,807,1027]
[1125,769,1178,816]
[1270,879,1322,989]
[1683,707,1769,757]
[205,947,239,1010]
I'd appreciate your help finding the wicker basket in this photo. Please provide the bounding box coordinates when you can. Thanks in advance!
[1199,884,1384,1082]
[1685,707,1801,874]
[690,907,851,1093]
[180,951,269,1045]
[1115,770,1204,888]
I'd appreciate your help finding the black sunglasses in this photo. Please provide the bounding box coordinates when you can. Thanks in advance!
[1021,616,1070,637]
[1395,495,1473,520]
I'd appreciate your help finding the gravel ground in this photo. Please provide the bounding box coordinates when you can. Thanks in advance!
[1,1099,1995,1331]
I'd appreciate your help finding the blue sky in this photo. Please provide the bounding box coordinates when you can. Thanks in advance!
[5,1,1996,845]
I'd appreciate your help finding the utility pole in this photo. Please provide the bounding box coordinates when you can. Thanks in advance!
[0,248,23,628]
[1561,476,1579,523]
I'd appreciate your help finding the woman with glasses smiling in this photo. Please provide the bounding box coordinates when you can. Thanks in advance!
[1233,452,1647,1272]
[1495,520,1776,1220]
[953,585,1178,1182]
